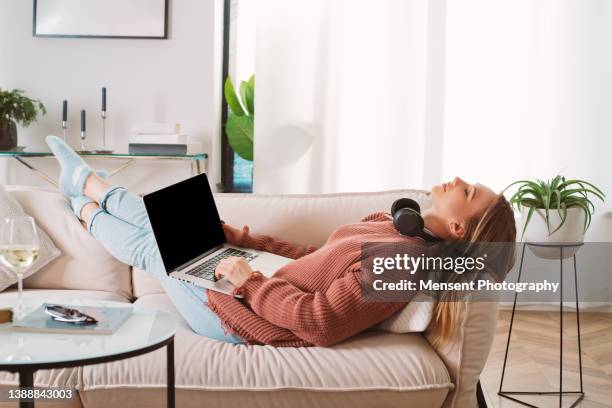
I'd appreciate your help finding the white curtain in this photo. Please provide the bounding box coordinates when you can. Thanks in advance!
[254,0,435,193]
[252,0,612,240]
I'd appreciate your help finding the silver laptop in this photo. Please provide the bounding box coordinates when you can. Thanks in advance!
[143,174,293,297]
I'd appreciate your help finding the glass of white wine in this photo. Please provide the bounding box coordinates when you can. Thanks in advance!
[0,216,40,321]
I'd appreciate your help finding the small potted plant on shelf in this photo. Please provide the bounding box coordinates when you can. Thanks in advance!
[505,175,605,258]
[0,88,46,151]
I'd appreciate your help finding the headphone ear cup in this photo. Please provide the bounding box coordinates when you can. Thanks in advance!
[391,198,421,217]
[393,208,425,236]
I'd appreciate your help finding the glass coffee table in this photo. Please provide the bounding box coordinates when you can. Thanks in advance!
[0,302,178,408]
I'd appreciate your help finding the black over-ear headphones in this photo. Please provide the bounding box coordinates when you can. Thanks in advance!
[391,198,441,242]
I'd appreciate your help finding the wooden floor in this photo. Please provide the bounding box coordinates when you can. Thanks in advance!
[481,310,612,408]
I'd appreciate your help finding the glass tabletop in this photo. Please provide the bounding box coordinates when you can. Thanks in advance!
[0,147,207,159]
[0,301,178,367]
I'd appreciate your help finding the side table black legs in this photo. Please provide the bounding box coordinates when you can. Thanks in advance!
[167,338,175,408]
[7,336,176,408]
[498,243,584,408]
[18,369,34,408]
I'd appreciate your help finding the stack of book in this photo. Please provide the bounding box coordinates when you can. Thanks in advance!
[129,123,203,155]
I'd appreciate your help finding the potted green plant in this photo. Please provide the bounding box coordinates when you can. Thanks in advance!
[0,88,46,150]
[505,175,605,258]
[224,75,254,161]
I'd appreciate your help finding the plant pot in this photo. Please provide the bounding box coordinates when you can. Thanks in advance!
[520,206,585,259]
[0,121,18,151]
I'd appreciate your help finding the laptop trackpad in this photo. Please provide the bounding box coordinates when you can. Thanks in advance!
[249,255,292,277]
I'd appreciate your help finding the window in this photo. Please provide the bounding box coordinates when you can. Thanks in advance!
[220,0,255,193]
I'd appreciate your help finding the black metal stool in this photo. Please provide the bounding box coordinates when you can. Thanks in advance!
[498,243,584,408]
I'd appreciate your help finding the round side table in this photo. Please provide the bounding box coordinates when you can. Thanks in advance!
[0,302,178,408]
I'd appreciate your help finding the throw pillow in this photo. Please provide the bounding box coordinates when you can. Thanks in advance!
[0,185,61,292]
[376,292,436,333]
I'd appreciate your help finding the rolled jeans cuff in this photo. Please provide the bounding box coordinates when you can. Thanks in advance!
[99,186,125,211]
[87,208,106,234]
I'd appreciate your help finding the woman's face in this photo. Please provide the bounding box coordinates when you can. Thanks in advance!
[429,177,497,239]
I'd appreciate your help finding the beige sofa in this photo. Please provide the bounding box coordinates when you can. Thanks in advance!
[0,185,497,408]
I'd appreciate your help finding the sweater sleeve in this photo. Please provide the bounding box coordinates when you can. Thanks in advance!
[233,225,318,260]
[360,212,391,222]
[232,267,405,347]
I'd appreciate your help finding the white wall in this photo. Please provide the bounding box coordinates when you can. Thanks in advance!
[0,0,222,193]
[253,0,612,242]
[442,0,612,242]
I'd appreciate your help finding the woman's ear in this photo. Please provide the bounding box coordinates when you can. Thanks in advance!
[448,221,466,240]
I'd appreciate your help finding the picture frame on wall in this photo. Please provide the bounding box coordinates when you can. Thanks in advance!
[33,0,169,39]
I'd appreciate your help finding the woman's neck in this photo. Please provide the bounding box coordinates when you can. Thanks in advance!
[421,210,450,241]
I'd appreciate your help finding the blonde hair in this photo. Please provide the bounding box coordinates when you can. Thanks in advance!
[431,194,516,347]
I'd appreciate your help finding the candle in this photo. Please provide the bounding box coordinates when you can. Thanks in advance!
[102,87,106,112]
[81,110,86,132]
[62,100,67,122]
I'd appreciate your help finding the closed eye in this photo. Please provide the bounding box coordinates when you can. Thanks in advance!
[465,188,469,197]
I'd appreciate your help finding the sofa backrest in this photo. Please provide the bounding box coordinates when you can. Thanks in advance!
[5,186,132,300]
[131,188,433,297]
[216,189,432,245]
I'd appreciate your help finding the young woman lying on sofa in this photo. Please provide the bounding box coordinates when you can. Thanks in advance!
[46,136,516,347]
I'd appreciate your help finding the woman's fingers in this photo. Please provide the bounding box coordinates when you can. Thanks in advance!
[214,257,240,280]
[214,256,254,287]
[222,224,245,244]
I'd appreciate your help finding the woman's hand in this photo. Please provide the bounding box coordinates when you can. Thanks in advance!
[214,256,254,287]
[223,223,245,245]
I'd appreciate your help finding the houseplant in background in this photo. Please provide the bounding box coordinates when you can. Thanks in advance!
[505,175,605,258]
[0,88,46,150]
[224,75,254,161]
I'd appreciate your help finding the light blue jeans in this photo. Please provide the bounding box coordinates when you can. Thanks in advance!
[87,186,244,344]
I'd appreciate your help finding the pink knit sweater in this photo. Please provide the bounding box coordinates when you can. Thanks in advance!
[207,212,424,347]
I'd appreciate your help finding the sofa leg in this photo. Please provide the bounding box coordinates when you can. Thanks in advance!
[477,380,488,408]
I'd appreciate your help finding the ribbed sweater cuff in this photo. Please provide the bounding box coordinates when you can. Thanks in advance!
[232,271,266,300]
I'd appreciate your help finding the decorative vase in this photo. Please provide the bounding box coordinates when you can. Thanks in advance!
[520,206,585,259]
[0,121,18,151]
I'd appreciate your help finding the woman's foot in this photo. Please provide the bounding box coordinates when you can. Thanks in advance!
[46,135,93,197]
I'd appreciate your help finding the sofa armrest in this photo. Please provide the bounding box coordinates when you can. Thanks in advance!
[425,301,498,408]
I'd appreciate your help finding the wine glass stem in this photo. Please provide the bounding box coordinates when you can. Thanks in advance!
[17,271,23,318]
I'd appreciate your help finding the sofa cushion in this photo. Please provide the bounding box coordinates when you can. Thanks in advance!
[132,267,164,298]
[6,186,132,300]
[76,293,452,408]
[0,288,131,308]
[376,292,436,333]
[0,185,61,292]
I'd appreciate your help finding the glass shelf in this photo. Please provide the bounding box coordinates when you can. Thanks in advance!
[0,148,207,159]
[0,148,208,187]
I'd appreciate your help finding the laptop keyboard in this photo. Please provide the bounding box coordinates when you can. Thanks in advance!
[185,248,258,281]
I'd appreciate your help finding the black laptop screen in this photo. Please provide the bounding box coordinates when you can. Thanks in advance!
[143,173,226,273]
